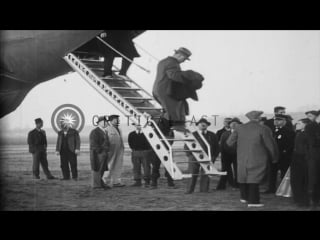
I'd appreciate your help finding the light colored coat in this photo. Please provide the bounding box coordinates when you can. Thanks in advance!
[227,121,278,183]
[105,124,124,184]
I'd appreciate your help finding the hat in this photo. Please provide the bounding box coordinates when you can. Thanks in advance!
[224,117,233,122]
[174,47,192,60]
[305,110,320,116]
[35,118,43,124]
[245,111,264,121]
[229,117,242,124]
[274,114,287,121]
[196,118,211,126]
[260,117,267,121]
[96,116,106,124]
[108,115,120,121]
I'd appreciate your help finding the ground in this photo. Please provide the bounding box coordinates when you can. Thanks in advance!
[0,146,314,211]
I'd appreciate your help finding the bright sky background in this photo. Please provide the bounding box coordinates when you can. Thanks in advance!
[1,30,320,130]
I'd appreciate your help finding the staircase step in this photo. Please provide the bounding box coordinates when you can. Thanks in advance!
[172,149,203,152]
[160,139,195,142]
[101,77,132,82]
[136,107,163,110]
[175,161,211,164]
[112,87,141,91]
[124,97,153,101]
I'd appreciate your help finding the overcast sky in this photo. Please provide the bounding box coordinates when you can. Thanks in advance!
[1,30,319,130]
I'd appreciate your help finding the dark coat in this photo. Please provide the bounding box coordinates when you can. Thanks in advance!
[227,121,279,183]
[56,128,81,153]
[220,130,236,156]
[305,122,320,188]
[152,56,188,121]
[27,128,47,153]
[168,70,204,101]
[89,127,110,171]
[216,127,228,142]
[192,130,220,163]
[273,126,295,167]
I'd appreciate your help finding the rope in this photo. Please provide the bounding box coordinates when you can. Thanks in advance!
[96,36,151,74]
[133,42,160,62]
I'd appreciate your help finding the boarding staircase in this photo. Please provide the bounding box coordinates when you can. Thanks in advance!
[63,37,226,180]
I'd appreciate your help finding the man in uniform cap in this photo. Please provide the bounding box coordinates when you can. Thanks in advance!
[152,47,192,134]
[185,118,220,194]
[265,106,293,131]
[227,110,278,207]
[104,114,126,187]
[27,118,56,180]
[89,116,110,189]
[264,114,295,194]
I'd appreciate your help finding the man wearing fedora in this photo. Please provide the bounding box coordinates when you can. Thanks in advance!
[227,111,278,207]
[185,118,220,194]
[55,121,81,180]
[265,106,294,131]
[27,118,56,180]
[216,117,232,142]
[104,115,126,187]
[89,116,110,189]
[152,47,192,134]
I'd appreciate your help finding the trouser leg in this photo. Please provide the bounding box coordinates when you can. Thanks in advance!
[247,184,260,204]
[268,162,278,192]
[60,151,70,179]
[119,57,133,76]
[186,156,199,193]
[239,183,248,201]
[103,54,115,76]
[217,155,228,189]
[150,152,161,185]
[232,157,239,187]
[32,152,40,178]
[142,150,151,183]
[69,152,78,179]
[132,151,142,181]
[39,151,53,178]
[199,169,210,192]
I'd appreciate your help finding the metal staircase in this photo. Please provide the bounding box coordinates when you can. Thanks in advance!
[64,44,226,180]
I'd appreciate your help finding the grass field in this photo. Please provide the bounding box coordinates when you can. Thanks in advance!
[0,144,315,211]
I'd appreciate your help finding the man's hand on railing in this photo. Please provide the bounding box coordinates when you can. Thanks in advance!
[100,32,107,38]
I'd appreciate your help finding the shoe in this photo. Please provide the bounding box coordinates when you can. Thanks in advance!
[168,182,176,189]
[248,203,264,208]
[144,182,150,188]
[47,176,56,180]
[131,181,142,187]
[118,74,130,80]
[102,74,113,79]
[60,178,70,181]
[240,199,248,203]
[33,176,40,180]
[150,184,158,189]
[72,178,78,181]
[216,186,226,191]
[113,183,126,187]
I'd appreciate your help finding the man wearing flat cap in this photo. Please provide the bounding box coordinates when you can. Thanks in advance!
[104,115,126,187]
[185,118,220,194]
[305,110,319,123]
[227,111,278,207]
[152,47,194,134]
[304,110,320,208]
[27,118,56,180]
[89,116,110,189]
[264,114,295,194]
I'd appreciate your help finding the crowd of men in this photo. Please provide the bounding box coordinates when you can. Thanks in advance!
[26,39,320,209]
